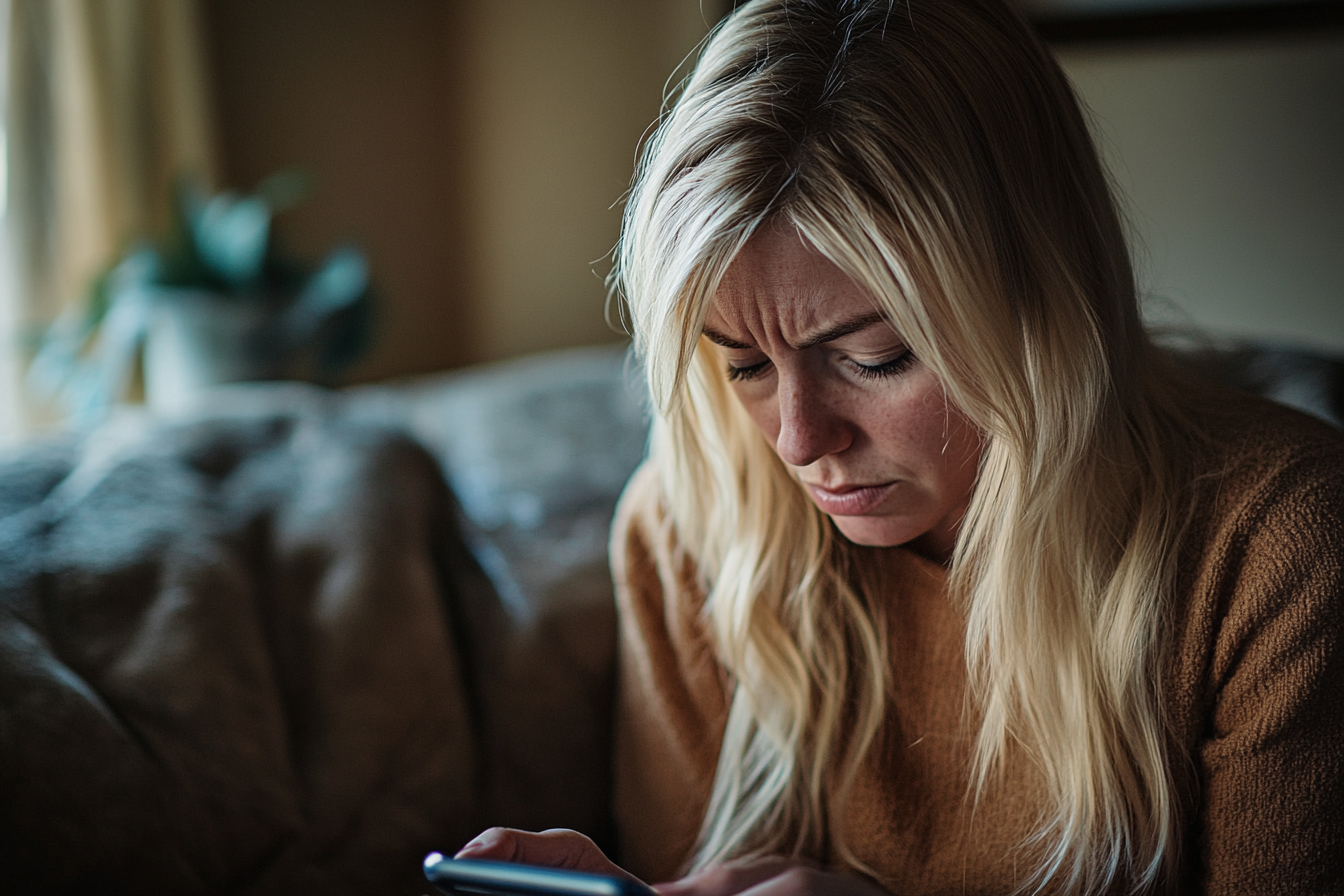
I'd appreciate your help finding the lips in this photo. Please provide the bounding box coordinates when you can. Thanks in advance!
[803,481,897,516]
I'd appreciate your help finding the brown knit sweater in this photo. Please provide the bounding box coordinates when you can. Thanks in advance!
[610,398,1344,895]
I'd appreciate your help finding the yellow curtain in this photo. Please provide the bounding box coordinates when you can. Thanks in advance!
[4,0,217,437]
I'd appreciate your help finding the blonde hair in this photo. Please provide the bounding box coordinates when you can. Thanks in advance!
[613,0,1197,892]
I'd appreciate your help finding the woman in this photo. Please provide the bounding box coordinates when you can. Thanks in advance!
[458,0,1344,892]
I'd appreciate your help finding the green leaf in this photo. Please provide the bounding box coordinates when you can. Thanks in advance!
[194,193,272,287]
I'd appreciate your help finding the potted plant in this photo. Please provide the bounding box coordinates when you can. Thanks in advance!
[28,171,374,424]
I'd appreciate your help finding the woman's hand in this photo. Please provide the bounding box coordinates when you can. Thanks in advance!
[654,858,890,896]
[455,827,641,883]
[454,832,888,896]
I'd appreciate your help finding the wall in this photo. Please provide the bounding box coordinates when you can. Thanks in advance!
[1058,30,1344,351]
[459,0,715,364]
[204,0,719,382]
[205,2,1343,379]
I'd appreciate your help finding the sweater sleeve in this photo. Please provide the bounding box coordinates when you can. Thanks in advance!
[609,463,730,885]
[1185,444,1344,895]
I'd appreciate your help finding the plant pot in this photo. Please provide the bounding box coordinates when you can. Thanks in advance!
[143,290,284,413]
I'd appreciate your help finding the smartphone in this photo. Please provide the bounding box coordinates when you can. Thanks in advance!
[423,853,658,896]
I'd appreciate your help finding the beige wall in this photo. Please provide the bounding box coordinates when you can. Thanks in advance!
[205,0,719,382]
[459,0,715,363]
[1059,31,1344,352]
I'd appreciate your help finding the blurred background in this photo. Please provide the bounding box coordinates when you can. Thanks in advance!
[0,0,1340,439]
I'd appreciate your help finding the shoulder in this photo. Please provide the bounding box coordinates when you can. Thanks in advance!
[611,460,667,563]
[1174,396,1344,680]
[1166,398,1344,890]
[1196,392,1344,496]
[610,459,715,655]
[611,461,681,610]
[1180,396,1344,618]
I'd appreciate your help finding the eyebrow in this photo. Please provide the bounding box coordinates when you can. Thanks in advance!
[702,311,890,351]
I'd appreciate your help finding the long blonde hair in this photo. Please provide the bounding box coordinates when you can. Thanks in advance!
[613,1,1197,892]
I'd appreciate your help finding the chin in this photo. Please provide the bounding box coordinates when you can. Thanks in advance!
[829,515,915,548]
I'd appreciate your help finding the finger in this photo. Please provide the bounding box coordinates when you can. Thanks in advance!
[456,828,635,880]
[455,827,524,861]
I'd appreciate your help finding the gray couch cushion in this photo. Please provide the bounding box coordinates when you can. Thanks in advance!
[0,409,478,895]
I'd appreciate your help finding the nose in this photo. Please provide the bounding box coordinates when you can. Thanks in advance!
[774,375,852,467]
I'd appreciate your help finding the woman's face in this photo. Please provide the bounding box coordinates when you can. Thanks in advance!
[703,225,983,561]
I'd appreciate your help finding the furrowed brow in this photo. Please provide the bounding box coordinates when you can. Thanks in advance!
[702,311,892,352]
[702,328,754,350]
[795,311,889,350]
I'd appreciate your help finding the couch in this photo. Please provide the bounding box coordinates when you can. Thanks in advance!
[0,339,1338,895]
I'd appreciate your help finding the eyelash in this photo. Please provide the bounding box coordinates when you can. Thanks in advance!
[725,361,769,382]
[726,351,916,383]
[853,351,916,380]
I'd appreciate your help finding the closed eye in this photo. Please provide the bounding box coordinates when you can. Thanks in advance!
[726,359,771,382]
[850,351,916,380]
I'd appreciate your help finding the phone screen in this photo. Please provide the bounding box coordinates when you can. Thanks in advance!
[424,854,657,896]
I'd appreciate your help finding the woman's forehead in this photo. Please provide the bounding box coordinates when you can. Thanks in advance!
[707,232,897,347]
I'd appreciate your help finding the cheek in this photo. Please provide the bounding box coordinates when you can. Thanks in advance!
[872,388,981,480]
[734,388,782,443]
[926,407,983,497]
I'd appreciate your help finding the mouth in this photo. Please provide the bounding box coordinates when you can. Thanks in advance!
[803,481,897,516]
